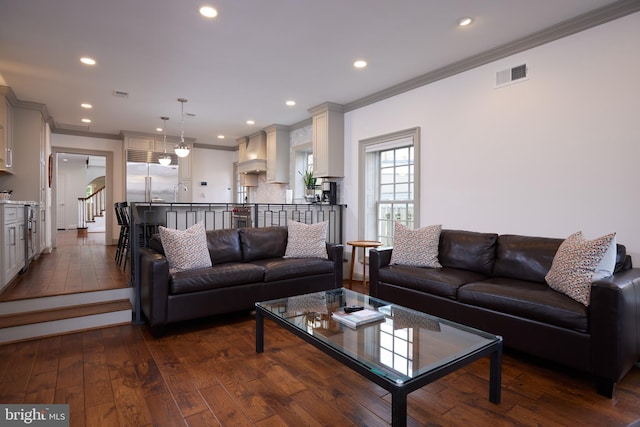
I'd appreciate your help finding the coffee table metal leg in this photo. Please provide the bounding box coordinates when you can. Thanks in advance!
[489,340,503,404]
[391,389,407,427]
[256,310,264,353]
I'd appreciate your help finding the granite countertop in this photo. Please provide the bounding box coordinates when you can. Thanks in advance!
[0,200,38,205]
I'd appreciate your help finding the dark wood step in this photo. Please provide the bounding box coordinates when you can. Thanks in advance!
[0,299,132,329]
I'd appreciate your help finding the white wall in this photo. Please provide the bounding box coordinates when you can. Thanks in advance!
[344,12,640,260]
[191,146,236,203]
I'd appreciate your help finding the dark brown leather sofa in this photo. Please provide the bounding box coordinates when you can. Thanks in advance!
[139,226,343,337]
[369,229,640,397]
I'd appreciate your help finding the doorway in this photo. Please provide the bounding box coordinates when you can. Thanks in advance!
[51,148,113,248]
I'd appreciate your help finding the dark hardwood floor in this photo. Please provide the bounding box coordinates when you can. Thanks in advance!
[1,231,639,426]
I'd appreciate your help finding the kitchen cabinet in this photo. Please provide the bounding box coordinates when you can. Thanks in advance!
[1,203,25,290]
[0,94,14,174]
[309,102,344,178]
[265,124,290,183]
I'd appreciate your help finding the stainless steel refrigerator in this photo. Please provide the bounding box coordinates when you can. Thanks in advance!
[126,151,179,202]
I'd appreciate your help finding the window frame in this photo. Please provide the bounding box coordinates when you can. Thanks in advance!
[358,127,420,243]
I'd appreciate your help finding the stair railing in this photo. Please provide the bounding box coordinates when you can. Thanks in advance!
[78,186,106,228]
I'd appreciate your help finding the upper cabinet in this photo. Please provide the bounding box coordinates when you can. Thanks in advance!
[264,124,290,183]
[236,131,267,174]
[309,102,344,178]
[0,93,14,174]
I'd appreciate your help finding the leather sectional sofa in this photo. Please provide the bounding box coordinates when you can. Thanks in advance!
[139,226,343,337]
[369,229,640,397]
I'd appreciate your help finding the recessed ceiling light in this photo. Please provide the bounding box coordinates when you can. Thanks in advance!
[458,17,473,27]
[246,120,255,125]
[217,135,225,139]
[81,118,91,123]
[80,57,96,65]
[353,60,367,69]
[156,127,163,132]
[285,100,296,106]
[81,103,92,109]
[199,6,218,18]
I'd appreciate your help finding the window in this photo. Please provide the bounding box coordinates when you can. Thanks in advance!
[359,128,420,246]
[236,175,247,203]
[293,143,313,201]
[234,163,247,203]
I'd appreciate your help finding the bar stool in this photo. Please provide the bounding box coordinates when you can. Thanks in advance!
[115,202,130,270]
[347,240,382,292]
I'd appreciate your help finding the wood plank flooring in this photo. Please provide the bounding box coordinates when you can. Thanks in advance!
[1,230,639,426]
[0,231,128,302]
[1,312,640,427]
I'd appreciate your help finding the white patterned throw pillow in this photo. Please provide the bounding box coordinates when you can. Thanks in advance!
[284,220,328,259]
[390,222,442,268]
[158,223,212,273]
[545,231,616,306]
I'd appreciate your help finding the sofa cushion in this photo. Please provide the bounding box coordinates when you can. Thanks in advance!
[458,277,588,332]
[206,228,242,264]
[390,222,442,268]
[239,227,288,262]
[159,223,212,273]
[439,230,498,276]
[284,220,328,259]
[378,265,489,300]
[251,258,334,282]
[493,235,563,283]
[169,262,265,294]
[545,231,616,306]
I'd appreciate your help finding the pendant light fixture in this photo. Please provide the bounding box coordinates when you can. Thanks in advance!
[174,98,191,158]
[158,116,172,166]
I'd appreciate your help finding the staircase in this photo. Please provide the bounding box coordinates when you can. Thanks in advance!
[0,287,133,344]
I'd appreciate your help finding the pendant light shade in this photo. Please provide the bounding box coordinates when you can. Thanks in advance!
[175,98,190,158]
[158,116,172,166]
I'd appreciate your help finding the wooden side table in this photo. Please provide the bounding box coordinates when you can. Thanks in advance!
[347,240,382,291]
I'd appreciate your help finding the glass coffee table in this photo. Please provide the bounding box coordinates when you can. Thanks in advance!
[256,288,502,427]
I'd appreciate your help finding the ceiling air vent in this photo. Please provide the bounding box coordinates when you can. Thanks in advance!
[112,89,129,98]
[495,64,528,88]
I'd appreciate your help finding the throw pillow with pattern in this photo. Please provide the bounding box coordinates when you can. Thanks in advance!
[545,231,616,306]
[284,220,328,259]
[158,222,212,273]
[390,222,442,268]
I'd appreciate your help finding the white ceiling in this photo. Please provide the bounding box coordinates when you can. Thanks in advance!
[0,0,631,148]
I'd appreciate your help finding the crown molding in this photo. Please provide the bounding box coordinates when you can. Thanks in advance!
[345,0,640,112]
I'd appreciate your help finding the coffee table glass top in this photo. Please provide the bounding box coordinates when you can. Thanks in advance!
[256,288,501,384]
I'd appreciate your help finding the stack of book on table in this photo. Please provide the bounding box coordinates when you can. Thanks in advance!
[332,307,386,328]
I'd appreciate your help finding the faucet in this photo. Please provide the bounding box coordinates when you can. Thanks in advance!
[173,181,189,202]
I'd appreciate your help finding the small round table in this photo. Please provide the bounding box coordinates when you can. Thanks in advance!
[347,240,382,291]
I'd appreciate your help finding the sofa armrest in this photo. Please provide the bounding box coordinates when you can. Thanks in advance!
[369,247,393,297]
[139,247,170,333]
[589,268,640,386]
[327,243,344,288]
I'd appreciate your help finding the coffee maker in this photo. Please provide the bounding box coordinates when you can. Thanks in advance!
[321,181,337,204]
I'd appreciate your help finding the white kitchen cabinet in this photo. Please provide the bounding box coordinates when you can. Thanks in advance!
[0,94,14,174]
[1,203,25,290]
[309,102,344,178]
[265,124,290,183]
